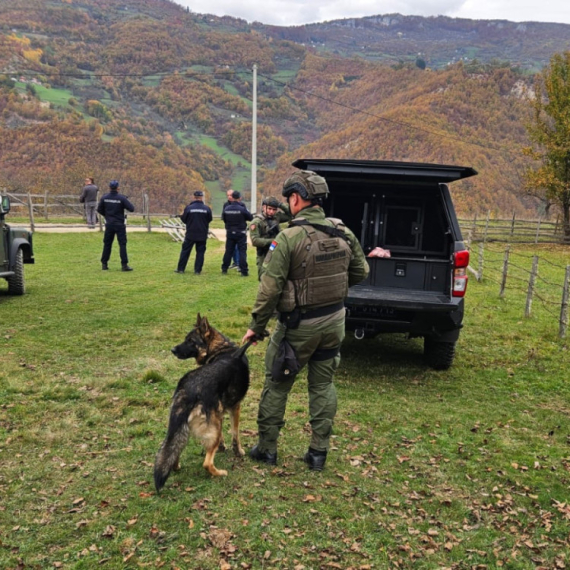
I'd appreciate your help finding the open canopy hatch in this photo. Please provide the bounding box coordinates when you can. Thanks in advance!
[292,158,477,186]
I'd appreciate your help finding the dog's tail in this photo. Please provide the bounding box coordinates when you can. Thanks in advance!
[233,330,269,359]
[154,399,191,493]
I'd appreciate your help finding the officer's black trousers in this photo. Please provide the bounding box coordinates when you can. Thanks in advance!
[101,224,128,265]
[177,238,206,273]
[222,232,248,275]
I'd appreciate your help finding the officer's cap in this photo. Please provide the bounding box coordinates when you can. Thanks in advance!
[231,191,241,199]
[282,170,329,200]
[109,179,119,190]
[193,190,204,197]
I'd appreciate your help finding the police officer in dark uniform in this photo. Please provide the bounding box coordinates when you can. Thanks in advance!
[221,191,253,277]
[174,190,212,275]
[97,180,135,271]
[242,170,369,471]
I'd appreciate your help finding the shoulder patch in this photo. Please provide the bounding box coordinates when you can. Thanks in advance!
[269,240,278,251]
[250,223,256,231]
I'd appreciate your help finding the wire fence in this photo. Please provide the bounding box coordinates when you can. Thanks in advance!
[465,239,570,338]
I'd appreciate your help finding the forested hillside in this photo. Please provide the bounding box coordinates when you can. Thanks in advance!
[0,0,562,216]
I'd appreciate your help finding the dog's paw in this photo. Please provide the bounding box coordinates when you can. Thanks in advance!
[233,445,245,457]
[215,469,228,477]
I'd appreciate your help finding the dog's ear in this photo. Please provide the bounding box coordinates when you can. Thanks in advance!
[200,315,211,337]
[195,313,202,327]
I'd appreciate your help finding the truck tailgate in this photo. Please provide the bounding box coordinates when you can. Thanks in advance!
[346,285,457,312]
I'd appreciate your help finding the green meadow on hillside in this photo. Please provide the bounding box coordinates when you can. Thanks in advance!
[0,232,569,569]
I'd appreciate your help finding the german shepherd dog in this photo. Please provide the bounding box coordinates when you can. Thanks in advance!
[154,314,253,492]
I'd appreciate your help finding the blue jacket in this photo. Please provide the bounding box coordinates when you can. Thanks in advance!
[180,200,212,241]
[222,201,252,232]
[97,190,135,225]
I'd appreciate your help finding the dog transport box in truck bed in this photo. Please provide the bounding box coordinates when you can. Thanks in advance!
[292,158,477,370]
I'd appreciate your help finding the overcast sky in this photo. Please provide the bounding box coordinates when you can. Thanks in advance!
[175,1,570,26]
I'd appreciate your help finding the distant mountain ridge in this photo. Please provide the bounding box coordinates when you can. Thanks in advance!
[253,13,570,71]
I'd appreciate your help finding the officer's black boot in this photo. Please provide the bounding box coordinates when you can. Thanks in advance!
[122,264,133,272]
[249,444,277,466]
[102,263,108,270]
[304,448,327,471]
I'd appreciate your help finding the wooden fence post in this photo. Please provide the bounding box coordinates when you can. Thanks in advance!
[145,193,151,232]
[525,255,539,318]
[483,210,490,244]
[534,218,541,244]
[500,244,510,298]
[471,213,478,242]
[27,192,35,233]
[477,242,484,281]
[510,211,516,239]
[44,190,49,220]
[560,265,570,338]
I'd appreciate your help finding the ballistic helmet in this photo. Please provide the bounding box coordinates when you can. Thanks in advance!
[109,179,119,190]
[282,170,329,201]
[262,196,280,208]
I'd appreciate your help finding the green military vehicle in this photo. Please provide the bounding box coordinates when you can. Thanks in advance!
[1,195,34,295]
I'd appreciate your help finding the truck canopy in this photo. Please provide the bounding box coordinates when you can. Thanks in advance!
[292,159,477,186]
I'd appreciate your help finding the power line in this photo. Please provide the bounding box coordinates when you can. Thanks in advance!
[13,66,519,157]
[15,69,238,79]
[255,70,512,155]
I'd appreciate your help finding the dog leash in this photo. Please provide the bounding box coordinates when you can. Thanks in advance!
[233,330,269,358]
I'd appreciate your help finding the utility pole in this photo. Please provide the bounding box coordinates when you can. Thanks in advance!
[251,63,257,213]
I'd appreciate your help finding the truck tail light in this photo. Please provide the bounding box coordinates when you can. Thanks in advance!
[452,250,469,297]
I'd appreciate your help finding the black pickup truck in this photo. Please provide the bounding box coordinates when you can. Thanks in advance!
[293,158,477,369]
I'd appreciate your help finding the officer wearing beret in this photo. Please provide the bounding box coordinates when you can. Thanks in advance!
[242,170,369,471]
[174,190,213,275]
[249,196,291,280]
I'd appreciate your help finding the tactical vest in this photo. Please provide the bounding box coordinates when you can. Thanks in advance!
[277,217,352,312]
[255,218,280,257]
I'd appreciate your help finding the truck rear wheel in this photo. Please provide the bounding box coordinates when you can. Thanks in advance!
[424,338,456,370]
[7,248,25,295]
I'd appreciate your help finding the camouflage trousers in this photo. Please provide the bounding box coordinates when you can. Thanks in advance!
[255,254,265,281]
[256,310,345,453]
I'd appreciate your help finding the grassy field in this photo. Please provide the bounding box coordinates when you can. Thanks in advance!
[1,233,569,569]
[15,82,74,108]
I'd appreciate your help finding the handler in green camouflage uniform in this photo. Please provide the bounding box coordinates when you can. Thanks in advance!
[242,170,369,471]
[249,196,291,280]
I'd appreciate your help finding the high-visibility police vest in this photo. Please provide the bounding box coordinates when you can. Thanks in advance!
[278,217,352,311]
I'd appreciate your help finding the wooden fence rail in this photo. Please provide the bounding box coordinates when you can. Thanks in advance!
[459,210,570,244]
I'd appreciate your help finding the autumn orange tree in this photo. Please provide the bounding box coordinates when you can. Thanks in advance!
[525,51,570,236]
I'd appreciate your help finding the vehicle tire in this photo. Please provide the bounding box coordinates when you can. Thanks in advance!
[424,338,456,370]
[7,248,25,295]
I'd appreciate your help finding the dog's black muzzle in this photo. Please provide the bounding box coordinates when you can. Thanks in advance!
[171,342,199,360]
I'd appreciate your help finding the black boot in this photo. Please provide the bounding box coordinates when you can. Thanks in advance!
[249,445,277,466]
[304,448,327,471]
[102,263,108,270]
[122,264,133,272]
